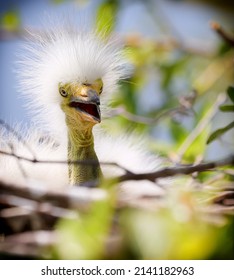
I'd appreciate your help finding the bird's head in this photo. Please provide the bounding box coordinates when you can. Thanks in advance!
[59,78,103,128]
[18,21,129,136]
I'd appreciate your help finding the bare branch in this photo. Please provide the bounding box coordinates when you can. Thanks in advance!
[0,119,36,159]
[0,148,133,175]
[117,154,234,183]
[8,143,28,179]
[108,90,197,125]
[211,21,234,47]
[0,230,56,258]
[213,191,234,206]
[0,194,77,220]
[0,178,106,210]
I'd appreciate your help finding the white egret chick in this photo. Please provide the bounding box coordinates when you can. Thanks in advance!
[0,19,163,197]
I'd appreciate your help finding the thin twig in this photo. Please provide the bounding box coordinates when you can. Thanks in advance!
[117,154,234,182]
[0,119,36,159]
[0,178,106,210]
[211,21,234,47]
[0,149,133,175]
[0,230,56,258]
[0,194,77,219]
[9,143,28,179]
[108,90,197,125]
[108,106,181,125]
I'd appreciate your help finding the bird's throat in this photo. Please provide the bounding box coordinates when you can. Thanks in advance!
[67,125,102,186]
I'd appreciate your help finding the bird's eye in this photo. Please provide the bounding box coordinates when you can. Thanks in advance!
[59,88,68,97]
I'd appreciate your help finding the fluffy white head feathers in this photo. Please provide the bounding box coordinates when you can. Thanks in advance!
[17,19,128,135]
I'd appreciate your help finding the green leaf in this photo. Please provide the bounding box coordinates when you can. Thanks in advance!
[217,41,232,55]
[227,86,234,103]
[170,121,188,144]
[184,125,210,161]
[55,200,112,259]
[219,105,234,112]
[1,10,20,32]
[52,0,66,4]
[207,121,234,144]
[161,56,189,91]
[95,0,118,38]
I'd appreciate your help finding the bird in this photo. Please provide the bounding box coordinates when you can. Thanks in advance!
[0,18,164,198]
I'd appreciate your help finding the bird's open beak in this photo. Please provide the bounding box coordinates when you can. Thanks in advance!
[69,89,101,123]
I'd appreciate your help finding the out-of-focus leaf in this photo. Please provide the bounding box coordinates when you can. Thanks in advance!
[211,218,234,259]
[161,55,189,91]
[217,42,232,55]
[96,0,118,37]
[52,0,66,4]
[170,121,188,144]
[53,0,89,6]
[54,201,112,259]
[126,40,164,68]
[193,53,233,95]
[184,125,210,161]
[115,75,146,114]
[227,86,234,103]
[149,139,173,157]
[121,189,221,260]
[207,121,234,144]
[1,10,20,32]
[219,105,234,112]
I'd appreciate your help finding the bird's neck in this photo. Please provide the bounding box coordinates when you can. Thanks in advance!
[66,122,102,185]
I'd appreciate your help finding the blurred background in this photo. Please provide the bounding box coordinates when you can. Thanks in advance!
[0,0,233,259]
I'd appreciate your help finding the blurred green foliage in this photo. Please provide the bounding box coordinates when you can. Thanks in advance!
[207,86,234,143]
[54,201,113,259]
[96,0,119,37]
[0,9,20,32]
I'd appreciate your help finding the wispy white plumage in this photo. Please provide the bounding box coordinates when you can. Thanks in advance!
[18,23,127,135]
[1,18,164,196]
